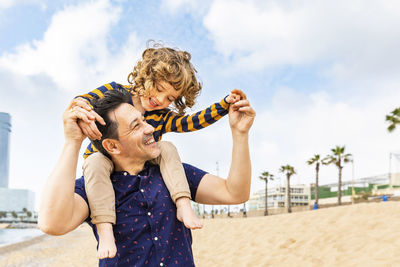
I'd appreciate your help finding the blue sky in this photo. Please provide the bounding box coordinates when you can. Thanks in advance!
[1,0,400,210]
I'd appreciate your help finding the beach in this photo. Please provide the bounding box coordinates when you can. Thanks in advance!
[1,201,399,266]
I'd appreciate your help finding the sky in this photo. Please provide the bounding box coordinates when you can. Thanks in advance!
[1,0,400,211]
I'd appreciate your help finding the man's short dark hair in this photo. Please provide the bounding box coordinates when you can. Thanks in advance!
[91,89,132,158]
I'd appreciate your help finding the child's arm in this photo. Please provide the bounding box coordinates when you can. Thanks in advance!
[69,82,129,141]
[75,82,130,103]
[147,89,244,139]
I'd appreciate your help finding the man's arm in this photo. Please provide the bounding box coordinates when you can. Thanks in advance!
[38,106,91,235]
[195,92,255,204]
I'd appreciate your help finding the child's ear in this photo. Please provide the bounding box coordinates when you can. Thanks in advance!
[102,139,121,155]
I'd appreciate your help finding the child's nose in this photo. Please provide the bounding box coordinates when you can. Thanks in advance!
[157,95,167,105]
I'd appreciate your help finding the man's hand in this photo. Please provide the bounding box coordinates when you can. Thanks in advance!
[228,90,255,134]
[67,97,105,140]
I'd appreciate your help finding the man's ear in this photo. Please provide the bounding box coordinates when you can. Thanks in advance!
[102,139,121,155]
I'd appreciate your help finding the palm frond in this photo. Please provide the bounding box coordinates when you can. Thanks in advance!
[386,108,400,132]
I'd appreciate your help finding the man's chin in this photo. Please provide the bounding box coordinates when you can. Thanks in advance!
[147,144,161,159]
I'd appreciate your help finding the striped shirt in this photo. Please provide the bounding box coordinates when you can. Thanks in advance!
[77,82,230,158]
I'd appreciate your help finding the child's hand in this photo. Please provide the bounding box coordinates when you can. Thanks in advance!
[226,89,247,104]
[67,97,105,140]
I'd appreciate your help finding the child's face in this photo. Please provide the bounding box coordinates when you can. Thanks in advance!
[140,80,182,111]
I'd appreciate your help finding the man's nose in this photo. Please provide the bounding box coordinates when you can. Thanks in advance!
[144,122,155,134]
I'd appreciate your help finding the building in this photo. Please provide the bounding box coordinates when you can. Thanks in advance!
[0,112,11,188]
[248,184,310,211]
[0,112,36,212]
[0,188,35,212]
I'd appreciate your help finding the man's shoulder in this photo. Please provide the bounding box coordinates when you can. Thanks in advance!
[181,163,208,200]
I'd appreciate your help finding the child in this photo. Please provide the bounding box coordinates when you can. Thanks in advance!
[70,45,241,259]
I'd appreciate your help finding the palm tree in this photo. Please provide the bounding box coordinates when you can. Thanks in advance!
[259,171,274,216]
[307,155,322,207]
[279,165,296,213]
[386,108,400,132]
[323,146,352,205]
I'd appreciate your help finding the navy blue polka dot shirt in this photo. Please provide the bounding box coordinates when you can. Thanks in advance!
[75,162,206,267]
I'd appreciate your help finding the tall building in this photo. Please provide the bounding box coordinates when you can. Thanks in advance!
[0,112,11,188]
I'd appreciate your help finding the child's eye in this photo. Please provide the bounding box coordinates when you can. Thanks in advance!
[156,87,162,92]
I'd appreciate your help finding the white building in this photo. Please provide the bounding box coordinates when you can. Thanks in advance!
[0,188,35,212]
[248,184,310,211]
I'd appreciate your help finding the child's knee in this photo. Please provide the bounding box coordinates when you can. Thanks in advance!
[83,152,114,172]
[159,141,177,154]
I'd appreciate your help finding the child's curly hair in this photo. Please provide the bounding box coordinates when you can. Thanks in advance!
[127,43,202,115]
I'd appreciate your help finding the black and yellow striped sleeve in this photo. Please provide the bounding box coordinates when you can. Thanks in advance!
[146,96,230,141]
[75,82,127,103]
[83,143,99,159]
[76,82,130,159]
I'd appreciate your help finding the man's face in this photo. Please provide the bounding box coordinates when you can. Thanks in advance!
[140,80,182,111]
[112,103,161,161]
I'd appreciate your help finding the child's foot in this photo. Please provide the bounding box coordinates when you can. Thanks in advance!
[176,197,203,230]
[96,223,117,259]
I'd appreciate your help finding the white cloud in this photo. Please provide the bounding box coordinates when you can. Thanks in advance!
[0,0,142,93]
[201,0,400,81]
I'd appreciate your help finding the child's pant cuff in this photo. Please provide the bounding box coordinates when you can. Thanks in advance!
[91,215,116,225]
[172,192,192,203]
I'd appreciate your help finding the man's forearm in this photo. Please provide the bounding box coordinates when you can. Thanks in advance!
[226,131,251,203]
[38,140,81,234]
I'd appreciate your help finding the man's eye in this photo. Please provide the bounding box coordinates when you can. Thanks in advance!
[156,87,162,92]
[168,98,175,102]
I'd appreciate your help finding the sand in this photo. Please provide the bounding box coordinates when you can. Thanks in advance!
[1,201,399,267]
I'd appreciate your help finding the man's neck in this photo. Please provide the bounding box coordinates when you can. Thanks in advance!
[113,157,147,175]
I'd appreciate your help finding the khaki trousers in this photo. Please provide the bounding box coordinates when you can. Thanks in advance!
[83,141,191,224]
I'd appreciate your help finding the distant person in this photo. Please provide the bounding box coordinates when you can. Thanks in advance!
[65,44,241,258]
[39,89,255,266]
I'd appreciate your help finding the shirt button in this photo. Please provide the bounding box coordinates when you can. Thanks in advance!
[154,237,158,241]
[123,172,127,176]
[147,212,151,216]
[140,189,144,193]
[160,263,164,266]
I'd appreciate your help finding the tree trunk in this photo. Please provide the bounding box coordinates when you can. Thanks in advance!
[338,166,342,205]
[315,164,319,206]
[264,179,268,216]
[286,174,292,213]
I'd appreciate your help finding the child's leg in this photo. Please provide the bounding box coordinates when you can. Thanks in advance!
[83,152,117,259]
[157,141,203,230]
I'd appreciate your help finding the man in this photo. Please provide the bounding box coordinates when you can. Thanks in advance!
[39,89,255,266]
